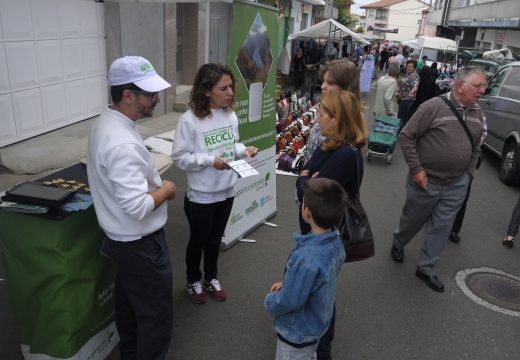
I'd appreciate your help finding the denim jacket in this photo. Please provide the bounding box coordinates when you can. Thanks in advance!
[264,230,345,344]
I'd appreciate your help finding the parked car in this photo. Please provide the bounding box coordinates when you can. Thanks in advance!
[480,61,520,184]
[469,58,516,80]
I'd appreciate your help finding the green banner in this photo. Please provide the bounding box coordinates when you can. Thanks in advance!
[0,208,117,359]
[228,1,282,151]
[222,1,281,248]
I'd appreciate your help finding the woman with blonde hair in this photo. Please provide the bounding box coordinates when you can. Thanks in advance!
[295,89,368,360]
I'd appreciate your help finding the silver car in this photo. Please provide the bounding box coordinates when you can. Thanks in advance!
[480,61,520,185]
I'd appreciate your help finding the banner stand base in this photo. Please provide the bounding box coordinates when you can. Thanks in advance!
[220,211,277,251]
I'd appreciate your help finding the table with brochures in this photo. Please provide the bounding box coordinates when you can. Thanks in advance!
[0,163,118,359]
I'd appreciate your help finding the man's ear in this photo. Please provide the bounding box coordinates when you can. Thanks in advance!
[122,89,134,104]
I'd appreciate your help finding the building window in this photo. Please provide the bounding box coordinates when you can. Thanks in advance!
[300,13,308,31]
[375,10,388,20]
[368,9,374,17]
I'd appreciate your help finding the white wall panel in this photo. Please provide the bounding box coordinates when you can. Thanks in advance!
[31,0,60,39]
[12,88,44,135]
[86,76,106,117]
[0,0,106,145]
[6,42,39,91]
[36,40,63,85]
[58,0,82,38]
[65,79,87,122]
[61,38,84,80]
[0,0,33,40]
[0,94,17,143]
[41,83,67,128]
[83,38,103,77]
[80,1,100,37]
[0,44,11,93]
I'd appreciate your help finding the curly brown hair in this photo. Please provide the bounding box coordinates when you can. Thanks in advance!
[189,63,236,118]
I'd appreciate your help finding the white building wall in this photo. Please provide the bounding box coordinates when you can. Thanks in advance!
[386,0,429,41]
[476,28,520,52]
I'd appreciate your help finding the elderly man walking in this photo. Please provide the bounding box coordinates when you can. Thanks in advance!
[390,67,487,292]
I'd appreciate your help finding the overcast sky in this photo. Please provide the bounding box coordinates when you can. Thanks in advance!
[351,0,372,16]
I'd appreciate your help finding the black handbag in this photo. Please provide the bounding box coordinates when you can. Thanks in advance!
[338,148,375,262]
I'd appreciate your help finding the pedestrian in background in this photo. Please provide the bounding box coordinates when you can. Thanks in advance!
[502,197,520,249]
[172,63,258,304]
[292,48,305,92]
[265,178,347,360]
[296,90,368,360]
[407,65,439,119]
[360,45,375,93]
[372,61,399,117]
[391,67,486,292]
[87,56,176,359]
[397,59,419,130]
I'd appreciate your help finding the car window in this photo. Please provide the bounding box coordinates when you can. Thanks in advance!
[487,67,510,96]
[498,67,520,99]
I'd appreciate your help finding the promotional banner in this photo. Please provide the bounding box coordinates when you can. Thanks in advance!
[0,208,118,359]
[223,0,283,248]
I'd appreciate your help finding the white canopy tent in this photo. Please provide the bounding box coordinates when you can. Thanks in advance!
[288,18,369,44]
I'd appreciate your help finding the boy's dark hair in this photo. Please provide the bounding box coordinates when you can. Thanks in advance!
[303,178,348,229]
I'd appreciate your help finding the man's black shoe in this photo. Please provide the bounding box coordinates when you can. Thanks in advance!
[415,270,444,292]
[390,245,404,263]
[449,232,461,244]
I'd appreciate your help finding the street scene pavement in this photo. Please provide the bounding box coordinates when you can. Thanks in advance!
[1,88,519,359]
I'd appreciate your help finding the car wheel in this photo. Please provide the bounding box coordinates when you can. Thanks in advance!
[500,142,520,185]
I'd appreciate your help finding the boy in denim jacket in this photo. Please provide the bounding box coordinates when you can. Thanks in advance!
[265,178,347,359]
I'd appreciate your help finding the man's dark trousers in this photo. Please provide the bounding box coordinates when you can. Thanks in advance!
[103,229,173,360]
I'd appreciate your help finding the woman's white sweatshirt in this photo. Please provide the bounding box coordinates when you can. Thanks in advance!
[172,108,246,203]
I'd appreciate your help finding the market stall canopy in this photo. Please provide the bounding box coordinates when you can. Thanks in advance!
[401,39,420,49]
[416,36,457,51]
[288,18,369,44]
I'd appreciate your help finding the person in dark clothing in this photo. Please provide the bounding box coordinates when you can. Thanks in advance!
[379,47,389,72]
[430,61,439,80]
[296,90,368,360]
[304,42,324,100]
[292,48,305,92]
[407,66,439,119]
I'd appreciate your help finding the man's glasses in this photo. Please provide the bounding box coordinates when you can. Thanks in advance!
[461,82,488,89]
[129,89,159,101]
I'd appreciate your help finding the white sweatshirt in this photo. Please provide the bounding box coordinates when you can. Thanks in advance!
[87,106,167,241]
[172,108,246,203]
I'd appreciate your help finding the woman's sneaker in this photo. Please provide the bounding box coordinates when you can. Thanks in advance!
[203,279,227,301]
[186,281,206,304]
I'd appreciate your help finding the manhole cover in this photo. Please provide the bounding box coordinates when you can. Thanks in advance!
[456,267,520,317]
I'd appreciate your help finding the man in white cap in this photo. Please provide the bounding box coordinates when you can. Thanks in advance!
[87,56,176,359]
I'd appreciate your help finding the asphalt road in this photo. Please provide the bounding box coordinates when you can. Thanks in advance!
[1,89,520,359]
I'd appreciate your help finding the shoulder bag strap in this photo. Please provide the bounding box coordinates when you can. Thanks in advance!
[440,96,477,148]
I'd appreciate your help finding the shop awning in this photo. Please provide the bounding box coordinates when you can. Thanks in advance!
[288,18,369,44]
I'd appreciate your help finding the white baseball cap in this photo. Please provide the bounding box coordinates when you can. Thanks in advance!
[108,56,171,92]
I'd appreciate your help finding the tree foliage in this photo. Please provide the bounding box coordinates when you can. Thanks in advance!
[334,0,358,28]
